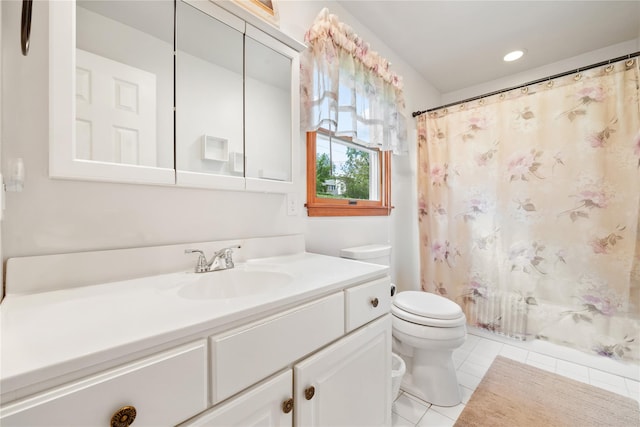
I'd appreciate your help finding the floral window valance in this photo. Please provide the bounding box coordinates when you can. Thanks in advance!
[300,8,407,154]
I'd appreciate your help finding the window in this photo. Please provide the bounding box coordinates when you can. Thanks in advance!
[300,8,405,217]
[306,129,391,217]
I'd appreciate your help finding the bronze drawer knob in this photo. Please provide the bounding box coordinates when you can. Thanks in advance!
[282,398,294,413]
[305,386,315,400]
[111,406,137,427]
[371,297,379,308]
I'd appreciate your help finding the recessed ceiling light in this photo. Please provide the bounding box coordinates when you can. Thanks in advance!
[503,50,524,62]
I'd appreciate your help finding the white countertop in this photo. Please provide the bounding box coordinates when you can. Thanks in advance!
[0,252,387,399]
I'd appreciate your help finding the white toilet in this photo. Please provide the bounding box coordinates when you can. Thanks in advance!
[392,291,466,406]
[340,244,466,407]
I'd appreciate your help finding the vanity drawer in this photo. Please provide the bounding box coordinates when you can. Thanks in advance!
[345,277,391,332]
[210,292,344,404]
[0,340,208,426]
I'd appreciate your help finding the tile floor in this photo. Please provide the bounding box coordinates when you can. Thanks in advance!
[392,329,640,427]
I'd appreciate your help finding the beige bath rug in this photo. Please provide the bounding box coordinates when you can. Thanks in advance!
[454,356,639,427]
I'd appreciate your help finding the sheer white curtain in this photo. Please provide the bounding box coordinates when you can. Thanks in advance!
[300,8,407,154]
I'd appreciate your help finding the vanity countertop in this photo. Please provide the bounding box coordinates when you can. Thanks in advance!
[0,252,387,399]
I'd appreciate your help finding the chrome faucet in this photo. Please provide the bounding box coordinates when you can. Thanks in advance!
[185,245,241,273]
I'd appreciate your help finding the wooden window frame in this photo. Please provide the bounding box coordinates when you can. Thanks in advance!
[306,131,392,217]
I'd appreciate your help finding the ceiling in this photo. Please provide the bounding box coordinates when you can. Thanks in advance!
[337,1,640,94]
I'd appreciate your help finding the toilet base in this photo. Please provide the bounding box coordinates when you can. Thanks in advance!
[398,349,462,407]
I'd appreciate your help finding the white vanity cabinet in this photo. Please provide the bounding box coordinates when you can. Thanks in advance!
[0,340,208,426]
[0,249,392,427]
[181,278,392,427]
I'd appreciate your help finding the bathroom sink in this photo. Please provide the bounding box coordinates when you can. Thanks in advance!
[176,267,293,300]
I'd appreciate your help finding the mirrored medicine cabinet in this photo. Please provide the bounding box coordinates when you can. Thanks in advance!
[49,0,303,192]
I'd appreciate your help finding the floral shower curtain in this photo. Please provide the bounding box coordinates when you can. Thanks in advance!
[417,57,640,361]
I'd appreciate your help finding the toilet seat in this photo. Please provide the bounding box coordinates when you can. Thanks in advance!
[392,291,466,327]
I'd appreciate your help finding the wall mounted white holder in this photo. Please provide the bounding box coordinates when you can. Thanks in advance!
[231,152,244,173]
[202,135,229,161]
[5,158,25,192]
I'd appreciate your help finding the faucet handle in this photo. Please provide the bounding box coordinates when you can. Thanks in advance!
[185,249,204,255]
[214,245,241,258]
[185,249,209,273]
[215,245,241,269]
[224,245,241,261]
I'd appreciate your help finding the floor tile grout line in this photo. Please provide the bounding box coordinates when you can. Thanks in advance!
[392,411,419,427]
[393,334,638,427]
[468,329,639,380]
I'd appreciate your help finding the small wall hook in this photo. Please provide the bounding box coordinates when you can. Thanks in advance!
[21,0,33,56]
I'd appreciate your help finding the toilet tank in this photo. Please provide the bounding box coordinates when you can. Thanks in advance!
[340,244,391,266]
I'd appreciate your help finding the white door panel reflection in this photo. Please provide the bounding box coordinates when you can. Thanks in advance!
[75,49,156,166]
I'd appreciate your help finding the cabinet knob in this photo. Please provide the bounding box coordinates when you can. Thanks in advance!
[110,406,137,427]
[282,398,294,414]
[304,386,315,400]
[371,297,379,308]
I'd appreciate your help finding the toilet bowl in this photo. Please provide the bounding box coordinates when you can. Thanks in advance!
[339,245,467,407]
[391,291,466,407]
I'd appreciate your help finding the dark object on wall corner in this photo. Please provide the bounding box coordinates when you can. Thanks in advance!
[21,0,33,56]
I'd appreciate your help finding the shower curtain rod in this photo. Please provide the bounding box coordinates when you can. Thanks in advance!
[411,51,640,118]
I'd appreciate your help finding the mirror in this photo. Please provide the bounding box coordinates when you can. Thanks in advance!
[50,0,301,189]
[75,1,174,169]
[49,0,175,184]
[244,34,292,186]
[175,1,245,190]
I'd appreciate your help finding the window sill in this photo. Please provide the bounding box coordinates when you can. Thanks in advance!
[306,205,392,217]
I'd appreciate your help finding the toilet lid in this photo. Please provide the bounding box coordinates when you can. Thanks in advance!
[393,291,463,320]
[392,305,466,327]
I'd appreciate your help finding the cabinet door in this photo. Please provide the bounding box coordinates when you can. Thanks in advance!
[244,25,299,193]
[50,0,176,185]
[294,315,392,427]
[175,0,246,190]
[180,370,292,427]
